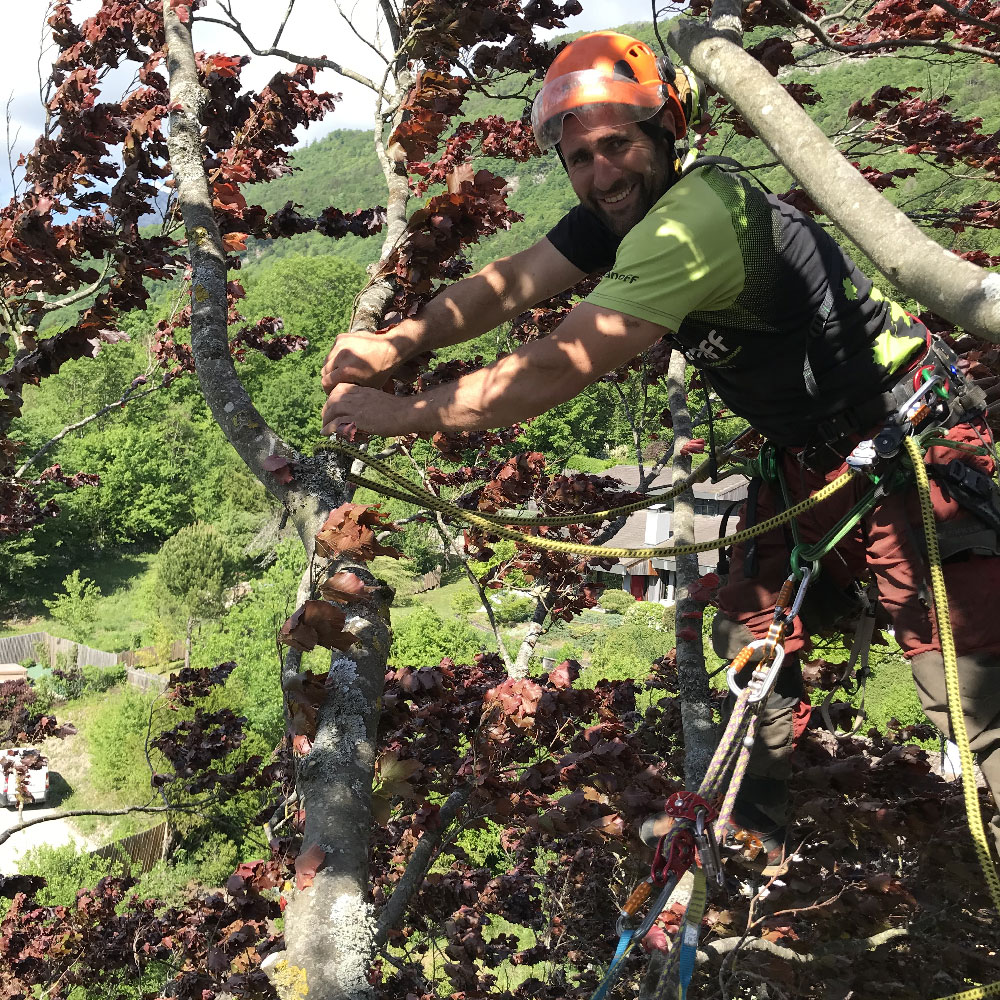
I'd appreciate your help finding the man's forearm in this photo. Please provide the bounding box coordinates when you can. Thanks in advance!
[405,345,585,434]
[394,266,521,357]
[403,304,670,434]
[387,241,587,361]
[321,304,672,439]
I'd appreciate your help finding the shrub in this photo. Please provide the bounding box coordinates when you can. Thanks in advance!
[624,600,670,632]
[389,606,484,667]
[50,665,85,700]
[551,642,584,664]
[80,663,126,693]
[811,642,930,737]
[87,687,158,796]
[451,589,483,618]
[588,621,673,683]
[599,589,635,613]
[494,593,535,624]
[43,569,103,643]
[158,522,233,621]
[370,555,419,607]
[16,843,123,906]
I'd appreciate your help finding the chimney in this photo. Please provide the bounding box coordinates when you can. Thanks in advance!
[644,505,672,545]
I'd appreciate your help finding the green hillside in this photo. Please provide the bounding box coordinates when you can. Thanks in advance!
[6,26,998,617]
[239,29,998,285]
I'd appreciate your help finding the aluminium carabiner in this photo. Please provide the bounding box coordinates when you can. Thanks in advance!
[727,638,786,704]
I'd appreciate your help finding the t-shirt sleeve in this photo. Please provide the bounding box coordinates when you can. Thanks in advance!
[545,205,621,274]
[585,172,745,331]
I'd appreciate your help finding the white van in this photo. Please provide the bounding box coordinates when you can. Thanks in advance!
[2,747,49,807]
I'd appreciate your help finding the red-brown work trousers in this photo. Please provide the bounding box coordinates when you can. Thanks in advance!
[714,418,1000,849]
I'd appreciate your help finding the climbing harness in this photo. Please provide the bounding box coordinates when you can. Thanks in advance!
[592,573,811,1000]
[322,343,1000,998]
[587,377,1000,999]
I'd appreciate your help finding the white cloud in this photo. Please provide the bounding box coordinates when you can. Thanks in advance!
[0,0,655,205]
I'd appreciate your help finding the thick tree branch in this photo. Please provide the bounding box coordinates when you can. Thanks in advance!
[708,0,745,42]
[373,785,472,949]
[378,0,403,53]
[163,7,345,555]
[667,350,716,788]
[668,21,1000,340]
[280,583,393,1000]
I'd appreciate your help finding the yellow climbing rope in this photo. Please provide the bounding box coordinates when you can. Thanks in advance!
[331,436,744,527]
[327,437,855,560]
[906,436,1000,1000]
[327,434,1000,997]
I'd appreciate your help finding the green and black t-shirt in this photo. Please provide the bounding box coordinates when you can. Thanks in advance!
[545,164,926,446]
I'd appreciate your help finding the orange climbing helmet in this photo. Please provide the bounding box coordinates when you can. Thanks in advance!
[531,31,691,152]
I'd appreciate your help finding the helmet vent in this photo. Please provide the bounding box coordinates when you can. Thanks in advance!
[614,59,638,81]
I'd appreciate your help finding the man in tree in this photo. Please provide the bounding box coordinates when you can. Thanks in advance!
[321,31,1000,861]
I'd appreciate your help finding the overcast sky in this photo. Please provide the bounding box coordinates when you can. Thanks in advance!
[0,0,655,206]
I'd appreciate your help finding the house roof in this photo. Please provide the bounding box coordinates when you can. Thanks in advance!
[602,511,737,572]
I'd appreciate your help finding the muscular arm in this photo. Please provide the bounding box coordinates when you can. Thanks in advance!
[321,238,588,391]
[321,303,674,437]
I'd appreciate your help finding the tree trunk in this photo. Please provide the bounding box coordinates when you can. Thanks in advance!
[512,589,553,678]
[162,11,393,997]
[162,9,342,561]
[666,351,717,788]
[184,615,192,671]
[280,580,392,1000]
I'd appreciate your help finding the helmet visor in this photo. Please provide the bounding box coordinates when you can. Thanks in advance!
[531,69,666,152]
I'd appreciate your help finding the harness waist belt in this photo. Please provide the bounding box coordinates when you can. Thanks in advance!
[813,336,985,446]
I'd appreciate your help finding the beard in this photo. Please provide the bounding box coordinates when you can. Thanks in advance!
[586,150,674,237]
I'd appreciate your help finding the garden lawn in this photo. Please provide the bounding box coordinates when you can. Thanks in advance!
[391,578,479,624]
[38,685,161,845]
[1,552,164,654]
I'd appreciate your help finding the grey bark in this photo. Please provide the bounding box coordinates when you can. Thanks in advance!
[512,588,554,678]
[668,21,1000,341]
[162,9,344,559]
[667,350,717,788]
[163,11,395,999]
[281,582,393,1000]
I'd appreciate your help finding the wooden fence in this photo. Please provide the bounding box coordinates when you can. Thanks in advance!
[125,667,169,693]
[90,821,168,875]
[0,631,172,692]
[118,640,185,668]
[0,631,118,669]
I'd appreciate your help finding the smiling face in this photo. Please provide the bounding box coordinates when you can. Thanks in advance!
[560,114,675,237]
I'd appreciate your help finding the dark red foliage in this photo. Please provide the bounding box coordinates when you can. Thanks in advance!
[831,0,1000,55]
[4,2,1000,998]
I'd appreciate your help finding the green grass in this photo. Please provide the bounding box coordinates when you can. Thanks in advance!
[2,551,172,654]
[37,686,158,844]
[391,577,479,624]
